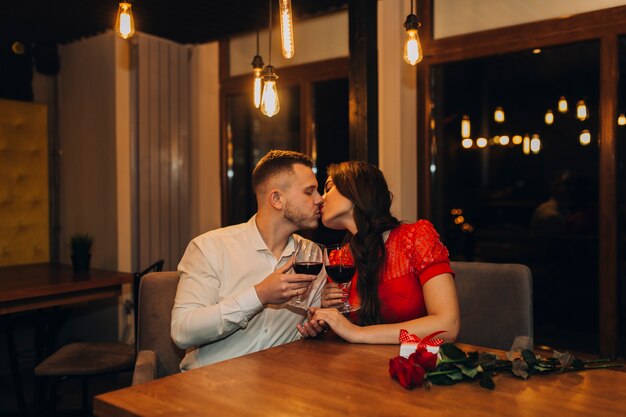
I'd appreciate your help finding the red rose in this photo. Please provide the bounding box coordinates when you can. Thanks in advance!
[389,356,426,389]
[409,347,438,370]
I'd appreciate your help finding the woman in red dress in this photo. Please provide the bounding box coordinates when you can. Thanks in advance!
[297,161,460,343]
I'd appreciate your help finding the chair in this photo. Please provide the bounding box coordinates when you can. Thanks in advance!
[131,271,185,385]
[35,260,164,415]
[452,261,533,351]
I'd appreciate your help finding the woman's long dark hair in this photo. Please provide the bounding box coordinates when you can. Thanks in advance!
[328,161,399,325]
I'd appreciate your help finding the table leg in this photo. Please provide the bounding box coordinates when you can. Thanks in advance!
[2,316,29,414]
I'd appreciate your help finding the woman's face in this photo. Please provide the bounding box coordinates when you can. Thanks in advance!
[321,176,355,231]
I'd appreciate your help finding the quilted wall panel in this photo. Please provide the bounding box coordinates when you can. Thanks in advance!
[0,98,49,266]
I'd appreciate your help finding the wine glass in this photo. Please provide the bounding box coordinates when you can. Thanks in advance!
[288,240,323,308]
[323,243,357,313]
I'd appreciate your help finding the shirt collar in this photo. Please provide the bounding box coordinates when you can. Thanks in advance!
[246,215,297,257]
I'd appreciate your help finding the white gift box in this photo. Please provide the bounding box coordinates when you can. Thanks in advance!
[399,343,440,358]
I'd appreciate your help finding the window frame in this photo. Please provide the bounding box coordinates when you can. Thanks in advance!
[417,3,626,357]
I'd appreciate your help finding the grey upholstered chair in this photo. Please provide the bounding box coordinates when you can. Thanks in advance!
[451,261,533,351]
[35,260,164,414]
[132,271,185,385]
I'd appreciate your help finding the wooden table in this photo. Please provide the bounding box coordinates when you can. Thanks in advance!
[1,262,132,413]
[94,335,626,417]
[0,262,132,315]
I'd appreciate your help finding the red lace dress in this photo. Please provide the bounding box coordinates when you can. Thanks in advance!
[347,220,454,323]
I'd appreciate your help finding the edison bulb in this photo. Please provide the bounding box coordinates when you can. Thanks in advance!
[545,109,554,125]
[558,96,568,113]
[115,2,135,39]
[494,106,505,123]
[461,116,471,139]
[576,100,588,121]
[253,69,262,108]
[579,130,591,146]
[279,0,295,59]
[404,29,423,65]
[461,138,473,149]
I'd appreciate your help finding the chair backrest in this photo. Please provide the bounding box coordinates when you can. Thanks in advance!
[452,261,533,351]
[133,260,165,339]
[137,271,185,378]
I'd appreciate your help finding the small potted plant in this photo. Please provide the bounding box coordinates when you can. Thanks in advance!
[70,233,93,272]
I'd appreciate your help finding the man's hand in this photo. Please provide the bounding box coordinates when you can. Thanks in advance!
[297,307,327,338]
[254,258,317,305]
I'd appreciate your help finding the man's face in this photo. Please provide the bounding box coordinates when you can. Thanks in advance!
[281,164,323,230]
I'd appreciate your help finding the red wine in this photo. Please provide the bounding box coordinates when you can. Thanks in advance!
[325,265,355,284]
[294,262,323,275]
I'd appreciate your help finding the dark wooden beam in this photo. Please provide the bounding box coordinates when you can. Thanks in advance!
[348,0,378,164]
[598,34,619,358]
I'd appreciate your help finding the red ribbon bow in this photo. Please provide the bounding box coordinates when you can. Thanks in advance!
[399,329,445,348]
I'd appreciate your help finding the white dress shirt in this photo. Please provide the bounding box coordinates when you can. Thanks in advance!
[171,215,325,371]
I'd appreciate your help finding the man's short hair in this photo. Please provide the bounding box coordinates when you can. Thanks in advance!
[251,150,313,193]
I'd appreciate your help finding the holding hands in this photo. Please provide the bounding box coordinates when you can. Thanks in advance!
[297,305,360,342]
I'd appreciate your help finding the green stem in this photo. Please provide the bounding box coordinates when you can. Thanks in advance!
[426,369,461,377]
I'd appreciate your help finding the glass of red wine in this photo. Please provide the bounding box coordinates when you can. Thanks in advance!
[323,243,357,313]
[288,239,323,308]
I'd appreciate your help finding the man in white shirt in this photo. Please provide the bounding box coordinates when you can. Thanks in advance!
[171,150,326,370]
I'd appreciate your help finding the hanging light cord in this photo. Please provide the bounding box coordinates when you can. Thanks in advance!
[411,0,414,15]
[256,2,260,55]
[268,0,272,65]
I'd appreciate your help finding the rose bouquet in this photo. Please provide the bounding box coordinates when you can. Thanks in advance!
[389,332,622,390]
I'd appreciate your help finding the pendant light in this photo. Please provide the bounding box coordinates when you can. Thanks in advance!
[558,96,568,113]
[115,2,136,39]
[251,3,264,109]
[494,106,505,123]
[576,100,588,121]
[279,0,295,59]
[403,0,423,65]
[261,0,280,117]
[461,115,471,139]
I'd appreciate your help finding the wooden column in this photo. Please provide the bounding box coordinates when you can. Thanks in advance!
[598,34,619,358]
[417,0,433,219]
[348,0,378,164]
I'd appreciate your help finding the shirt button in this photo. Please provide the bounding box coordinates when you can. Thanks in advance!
[264,328,269,333]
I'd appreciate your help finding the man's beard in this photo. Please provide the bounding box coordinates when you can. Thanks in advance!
[284,200,319,230]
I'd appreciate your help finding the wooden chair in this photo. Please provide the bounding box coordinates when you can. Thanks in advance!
[452,261,533,351]
[35,260,164,415]
[131,271,185,385]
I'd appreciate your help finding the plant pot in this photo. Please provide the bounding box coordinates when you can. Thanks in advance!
[71,253,91,272]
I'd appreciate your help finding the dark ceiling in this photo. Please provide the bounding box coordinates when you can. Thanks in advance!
[1,0,348,45]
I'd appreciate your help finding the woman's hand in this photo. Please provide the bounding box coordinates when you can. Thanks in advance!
[310,308,360,343]
[321,282,348,308]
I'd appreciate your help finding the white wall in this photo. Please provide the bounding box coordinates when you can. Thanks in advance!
[58,32,118,269]
[56,32,121,343]
[378,0,418,222]
[190,42,222,237]
[435,0,626,39]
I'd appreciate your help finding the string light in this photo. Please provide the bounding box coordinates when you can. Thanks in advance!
[618,113,626,126]
[476,137,488,148]
[530,134,541,154]
[544,109,554,125]
[512,135,523,145]
[461,138,473,149]
[115,2,136,39]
